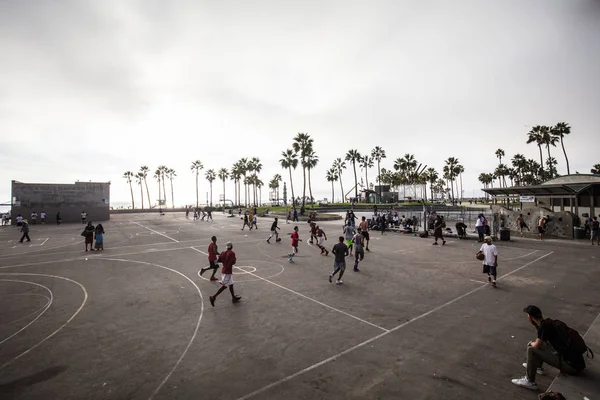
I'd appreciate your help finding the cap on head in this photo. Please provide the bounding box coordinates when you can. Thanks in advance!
[523,305,543,319]
[226,241,233,249]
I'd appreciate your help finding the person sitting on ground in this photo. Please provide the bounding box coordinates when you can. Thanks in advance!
[511,305,590,390]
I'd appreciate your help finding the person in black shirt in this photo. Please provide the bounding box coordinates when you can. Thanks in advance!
[328,236,348,285]
[267,218,280,243]
[511,305,580,390]
[83,221,96,252]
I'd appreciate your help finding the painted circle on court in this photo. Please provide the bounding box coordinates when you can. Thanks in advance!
[197,260,285,283]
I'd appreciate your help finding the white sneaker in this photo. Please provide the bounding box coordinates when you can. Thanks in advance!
[511,376,538,390]
[522,363,545,375]
[336,280,343,285]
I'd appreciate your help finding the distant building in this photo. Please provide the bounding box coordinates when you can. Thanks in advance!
[11,181,110,223]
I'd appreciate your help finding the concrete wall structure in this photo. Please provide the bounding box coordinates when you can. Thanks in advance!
[11,181,110,224]
[491,205,574,238]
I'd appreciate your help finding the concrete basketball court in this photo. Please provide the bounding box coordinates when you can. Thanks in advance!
[0,212,598,400]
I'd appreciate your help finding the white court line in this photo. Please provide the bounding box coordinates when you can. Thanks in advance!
[547,310,600,392]
[40,238,49,246]
[0,273,88,370]
[101,258,204,400]
[0,280,53,345]
[235,251,554,400]
[131,221,179,242]
[190,247,388,333]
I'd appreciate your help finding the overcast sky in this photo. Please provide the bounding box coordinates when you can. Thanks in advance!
[1,0,599,207]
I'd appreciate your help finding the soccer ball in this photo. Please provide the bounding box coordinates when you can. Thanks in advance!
[276,238,282,242]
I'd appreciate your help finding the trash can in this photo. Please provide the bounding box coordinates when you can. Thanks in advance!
[500,227,511,241]
[574,227,585,240]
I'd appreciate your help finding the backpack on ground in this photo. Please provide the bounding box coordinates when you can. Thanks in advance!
[547,318,594,371]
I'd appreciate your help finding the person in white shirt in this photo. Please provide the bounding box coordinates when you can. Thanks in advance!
[16,214,23,227]
[477,236,499,287]
[81,211,87,224]
[31,211,38,225]
[40,211,46,224]
[475,214,486,242]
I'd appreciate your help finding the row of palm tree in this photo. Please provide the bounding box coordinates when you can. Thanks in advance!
[526,122,571,178]
[123,166,175,209]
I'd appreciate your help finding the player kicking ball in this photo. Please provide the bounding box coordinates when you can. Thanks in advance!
[209,241,241,306]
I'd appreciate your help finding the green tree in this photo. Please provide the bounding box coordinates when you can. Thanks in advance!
[345,149,362,200]
[552,122,572,175]
[306,149,319,205]
[511,154,527,185]
[153,168,162,207]
[218,168,229,209]
[123,171,135,209]
[292,133,313,208]
[443,157,460,204]
[166,168,176,209]
[279,149,298,207]
[527,126,545,178]
[591,164,600,174]
[139,166,151,209]
[360,155,374,190]
[157,165,168,207]
[425,168,438,201]
[190,160,204,208]
[495,149,505,165]
[135,172,145,209]
[333,158,346,202]
[205,169,216,207]
[326,167,338,203]
[371,146,386,203]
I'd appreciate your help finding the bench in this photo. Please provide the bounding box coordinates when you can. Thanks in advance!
[548,313,600,399]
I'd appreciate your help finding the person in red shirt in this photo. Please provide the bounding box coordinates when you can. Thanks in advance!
[209,241,241,306]
[199,236,220,281]
[288,226,301,263]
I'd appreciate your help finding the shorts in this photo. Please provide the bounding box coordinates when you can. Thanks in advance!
[318,236,325,246]
[291,246,298,255]
[537,226,544,234]
[85,236,93,244]
[592,230,599,238]
[209,260,218,269]
[220,274,234,287]
[482,264,497,276]
[333,261,346,272]
[355,248,364,261]
[361,231,369,240]
[346,239,353,247]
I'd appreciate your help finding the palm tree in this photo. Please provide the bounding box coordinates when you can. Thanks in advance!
[231,162,242,206]
[527,126,545,177]
[158,165,168,207]
[425,168,438,201]
[333,158,346,203]
[166,168,176,209]
[292,133,313,208]
[545,157,558,179]
[456,164,464,200]
[256,178,264,205]
[218,168,228,209]
[394,154,417,199]
[360,155,374,191]
[345,149,361,200]
[511,154,527,185]
[238,158,249,206]
[541,125,559,174]
[252,157,262,205]
[371,147,386,203]
[495,149,505,165]
[443,157,460,204]
[135,172,145,209]
[190,160,204,208]
[552,122,572,175]
[326,167,338,203]
[306,149,319,205]
[123,171,135,209]
[279,149,298,206]
[591,164,600,175]
[154,168,162,207]
[205,169,216,207]
[139,166,151,209]
[272,174,282,203]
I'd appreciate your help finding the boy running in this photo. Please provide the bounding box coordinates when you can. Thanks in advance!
[309,221,318,244]
[359,216,370,251]
[288,226,301,263]
[316,225,329,255]
[329,236,349,284]
[343,222,356,256]
[267,218,280,243]
[477,236,499,287]
[353,228,365,271]
[209,241,241,306]
[251,213,258,230]
[200,236,221,281]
